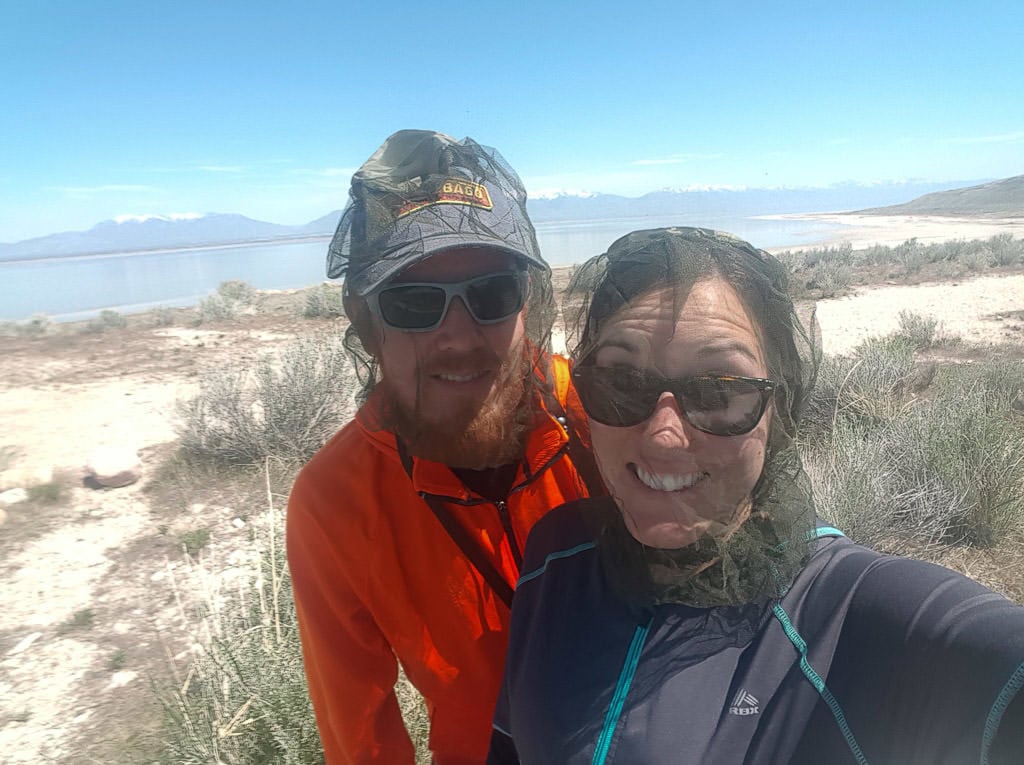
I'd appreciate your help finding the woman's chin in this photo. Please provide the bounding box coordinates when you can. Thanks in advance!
[623,518,706,550]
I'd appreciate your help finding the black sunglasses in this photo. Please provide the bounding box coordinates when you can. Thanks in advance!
[572,364,775,435]
[367,270,528,332]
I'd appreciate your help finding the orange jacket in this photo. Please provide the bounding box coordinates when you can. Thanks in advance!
[287,353,594,764]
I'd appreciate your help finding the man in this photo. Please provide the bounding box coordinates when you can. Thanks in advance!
[287,130,600,764]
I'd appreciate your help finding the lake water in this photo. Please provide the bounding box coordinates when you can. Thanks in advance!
[0,214,835,321]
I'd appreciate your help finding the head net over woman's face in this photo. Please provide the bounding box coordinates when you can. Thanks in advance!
[565,227,821,608]
[582,279,773,550]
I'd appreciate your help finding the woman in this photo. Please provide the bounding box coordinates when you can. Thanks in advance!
[489,227,1024,764]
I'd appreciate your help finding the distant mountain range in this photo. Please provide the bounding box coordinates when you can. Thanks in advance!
[856,174,1024,218]
[2,176,1020,262]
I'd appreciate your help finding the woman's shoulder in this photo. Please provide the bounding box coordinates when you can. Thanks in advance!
[798,535,1024,652]
[519,496,613,583]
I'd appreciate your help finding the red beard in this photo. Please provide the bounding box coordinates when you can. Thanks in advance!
[379,344,533,469]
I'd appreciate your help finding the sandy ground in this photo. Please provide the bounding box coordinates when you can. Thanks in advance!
[0,222,1023,761]
[765,212,1024,250]
[816,272,1024,355]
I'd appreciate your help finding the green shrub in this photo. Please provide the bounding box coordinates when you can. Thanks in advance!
[108,649,128,671]
[805,420,954,554]
[961,247,991,271]
[57,608,96,635]
[196,281,258,323]
[860,244,893,267]
[809,260,852,297]
[894,238,926,272]
[197,293,238,322]
[302,284,344,319]
[931,358,1024,417]
[903,389,1024,546]
[806,355,1024,550]
[895,310,938,350]
[14,313,52,337]
[27,480,64,505]
[177,334,356,465]
[987,233,1023,267]
[804,335,918,437]
[84,309,128,333]
[179,527,212,557]
[217,280,257,305]
[158,477,431,764]
[158,502,323,764]
[153,307,175,327]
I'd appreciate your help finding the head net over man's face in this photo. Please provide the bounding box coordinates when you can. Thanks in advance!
[370,247,536,469]
[328,131,557,404]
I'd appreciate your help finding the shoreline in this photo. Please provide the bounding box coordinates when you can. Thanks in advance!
[4,215,1024,323]
[759,212,1024,251]
[0,233,333,266]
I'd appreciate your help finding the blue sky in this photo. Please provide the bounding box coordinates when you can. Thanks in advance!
[2,0,1022,242]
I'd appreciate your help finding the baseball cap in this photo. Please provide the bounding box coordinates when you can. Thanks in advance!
[327,130,547,296]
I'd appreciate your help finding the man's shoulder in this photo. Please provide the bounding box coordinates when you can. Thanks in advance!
[289,412,400,513]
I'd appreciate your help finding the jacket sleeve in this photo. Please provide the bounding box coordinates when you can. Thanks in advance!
[287,481,415,764]
[819,553,1024,764]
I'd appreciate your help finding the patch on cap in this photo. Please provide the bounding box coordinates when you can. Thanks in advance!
[397,179,494,218]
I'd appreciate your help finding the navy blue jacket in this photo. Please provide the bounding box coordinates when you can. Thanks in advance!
[490,497,1024,764]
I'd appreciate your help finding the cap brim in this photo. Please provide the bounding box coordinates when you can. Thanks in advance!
[351,235,547,296]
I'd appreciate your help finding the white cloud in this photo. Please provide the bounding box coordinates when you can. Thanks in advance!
[942,131,1024,145]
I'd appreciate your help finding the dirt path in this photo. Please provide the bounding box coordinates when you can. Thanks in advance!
[0,273,1022,762]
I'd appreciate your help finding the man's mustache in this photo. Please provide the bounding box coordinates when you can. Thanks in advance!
[420,349,504,377]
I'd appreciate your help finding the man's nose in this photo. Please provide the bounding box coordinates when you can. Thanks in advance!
[434,296,482,347]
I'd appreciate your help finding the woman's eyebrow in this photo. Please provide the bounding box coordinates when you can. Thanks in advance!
[696,341,761,363]
[598,337,642,354]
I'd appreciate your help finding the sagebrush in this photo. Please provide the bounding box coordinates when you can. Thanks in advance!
[177,334,356,465]
[804,325,1024,551]
[158,469,432,764]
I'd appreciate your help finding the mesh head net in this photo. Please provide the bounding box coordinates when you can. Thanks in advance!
[330,130,556,402]
[564,227,822,610]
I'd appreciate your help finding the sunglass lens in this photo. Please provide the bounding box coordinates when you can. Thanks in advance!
[378,285,447,330]
[466,273,524,322]
[575,367,659,427]
[679,377,765,435]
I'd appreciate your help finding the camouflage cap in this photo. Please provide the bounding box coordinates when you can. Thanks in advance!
[327,130,547,296]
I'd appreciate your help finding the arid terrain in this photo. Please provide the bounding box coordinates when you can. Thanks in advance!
[2,227,1024,762]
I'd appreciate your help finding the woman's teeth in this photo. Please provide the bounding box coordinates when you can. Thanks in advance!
[634,465,707,492]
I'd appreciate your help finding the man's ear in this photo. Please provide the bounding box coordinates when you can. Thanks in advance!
[343,289,381,355]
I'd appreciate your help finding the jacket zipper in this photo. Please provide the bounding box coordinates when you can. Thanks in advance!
[419,440,572,574]
[494,500,523,568]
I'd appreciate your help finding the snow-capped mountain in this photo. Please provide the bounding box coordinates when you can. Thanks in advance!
[0,213,301,261]
[1,177,1008,261]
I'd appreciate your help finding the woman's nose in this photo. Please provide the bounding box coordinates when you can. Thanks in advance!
[643,392,698,449]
